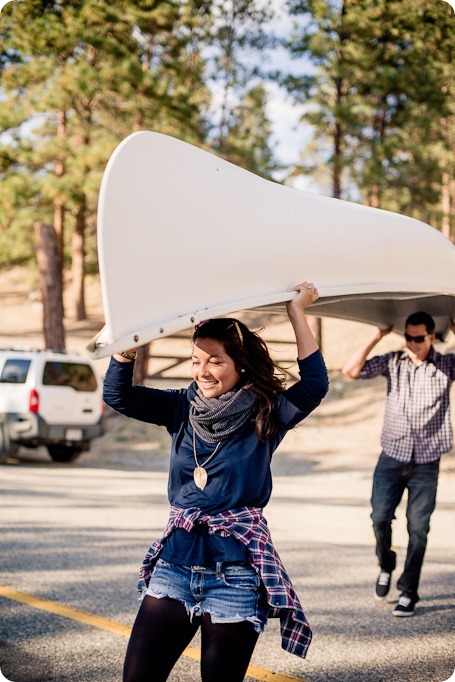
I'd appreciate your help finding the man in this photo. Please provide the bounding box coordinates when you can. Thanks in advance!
[342,312,455,617]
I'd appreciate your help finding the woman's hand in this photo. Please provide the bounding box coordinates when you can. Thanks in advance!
[113,349,137,363]
[286,281,320,359]
[286,281,319,315]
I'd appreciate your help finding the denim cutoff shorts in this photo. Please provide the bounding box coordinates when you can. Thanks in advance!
[143,558,268,633]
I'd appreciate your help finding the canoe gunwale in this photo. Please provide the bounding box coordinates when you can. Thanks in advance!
[88,289,455,358]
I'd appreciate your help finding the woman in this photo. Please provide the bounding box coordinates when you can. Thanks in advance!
[103,282,329,682]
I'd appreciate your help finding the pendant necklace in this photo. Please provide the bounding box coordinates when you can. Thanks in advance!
[193,431,221,491]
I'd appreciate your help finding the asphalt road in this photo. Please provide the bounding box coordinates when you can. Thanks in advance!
[1,412,454,682]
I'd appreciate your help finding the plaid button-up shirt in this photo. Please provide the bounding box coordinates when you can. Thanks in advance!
[138,505,312,659]
[360,348,455,463]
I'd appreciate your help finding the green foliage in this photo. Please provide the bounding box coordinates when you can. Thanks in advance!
[284,0,454,234]
[0,0,207,267]
[0,0,278,272]
[6,0,450,284]
[350,0,453,225]
[206,0,278,175]
[215,84,278,179]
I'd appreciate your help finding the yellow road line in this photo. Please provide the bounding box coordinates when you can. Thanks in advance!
[0,584,304,682]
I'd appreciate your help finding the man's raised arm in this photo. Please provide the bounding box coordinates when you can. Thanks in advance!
[342,326,393,379]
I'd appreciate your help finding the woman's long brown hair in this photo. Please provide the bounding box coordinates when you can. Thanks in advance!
[192,318,286,440]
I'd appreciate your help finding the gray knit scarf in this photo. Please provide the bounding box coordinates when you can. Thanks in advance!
[187,382,257,444]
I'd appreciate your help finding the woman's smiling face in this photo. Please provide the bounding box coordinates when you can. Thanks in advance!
[191,338,241,398]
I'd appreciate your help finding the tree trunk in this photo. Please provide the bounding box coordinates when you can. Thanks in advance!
[54,109,66,271]
[71,198,86,320]
[332,118,342,200]
[450,177,455,243]
[371,105,387,209]
[331,0,348,201]
[34,222,65,350]
[370,183,380,209]
[441,169,451,240]
[133,344,151,385]
[440,113,451,240]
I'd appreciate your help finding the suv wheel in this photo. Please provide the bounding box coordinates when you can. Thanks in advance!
[47,444,83,463]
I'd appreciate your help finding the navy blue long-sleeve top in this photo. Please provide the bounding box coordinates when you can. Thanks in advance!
[103,350,329,565]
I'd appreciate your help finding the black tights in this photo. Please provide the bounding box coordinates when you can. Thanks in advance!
[123,595,260,682]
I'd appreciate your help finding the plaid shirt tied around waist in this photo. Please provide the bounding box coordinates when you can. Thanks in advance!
[138,505,312,658]
[360,348,455,463]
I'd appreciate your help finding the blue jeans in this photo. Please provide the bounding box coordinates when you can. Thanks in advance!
[371,453,439,602]
[144,559,268,633]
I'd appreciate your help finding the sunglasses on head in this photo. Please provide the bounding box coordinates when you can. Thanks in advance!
[404,333,430,343]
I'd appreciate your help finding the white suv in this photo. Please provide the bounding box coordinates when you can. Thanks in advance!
[0,349,105,463]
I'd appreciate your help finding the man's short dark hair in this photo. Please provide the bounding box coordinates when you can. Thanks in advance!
[405,311,435,333]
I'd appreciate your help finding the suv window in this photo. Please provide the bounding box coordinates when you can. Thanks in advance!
[0,359,31,384]
[42,361,98,392]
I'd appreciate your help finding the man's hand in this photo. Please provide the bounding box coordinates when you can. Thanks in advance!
[377,325,394,340]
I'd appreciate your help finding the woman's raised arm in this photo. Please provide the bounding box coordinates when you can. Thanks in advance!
[286,282,320,360]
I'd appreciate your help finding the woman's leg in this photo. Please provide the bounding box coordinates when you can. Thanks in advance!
[200,616,260,682]
[123,595,200,682]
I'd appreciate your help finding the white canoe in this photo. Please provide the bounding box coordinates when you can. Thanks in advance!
[88,131,455,358]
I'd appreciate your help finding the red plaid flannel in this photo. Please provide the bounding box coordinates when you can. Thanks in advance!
[138,505,312,658]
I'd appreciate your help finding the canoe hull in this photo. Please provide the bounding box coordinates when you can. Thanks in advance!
[89,132,455,357]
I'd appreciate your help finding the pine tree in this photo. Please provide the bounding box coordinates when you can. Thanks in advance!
[283,0,454,237]
[0,0,139,318]
[113,1,212,143]
[0,0,213,322]
[351,0,453,235]
[284,0,364,199]
[217,84,277,179]
[206,0,277,176]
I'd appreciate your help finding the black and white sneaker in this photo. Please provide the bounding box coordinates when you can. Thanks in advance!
[375,571,392,599]
[393,595,415,617]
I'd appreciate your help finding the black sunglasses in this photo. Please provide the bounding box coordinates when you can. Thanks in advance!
[404,333,430,343]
